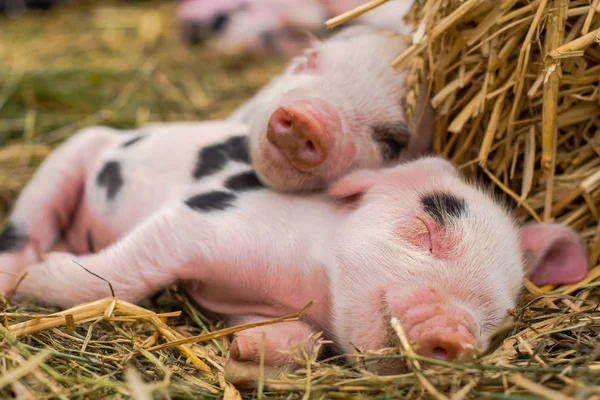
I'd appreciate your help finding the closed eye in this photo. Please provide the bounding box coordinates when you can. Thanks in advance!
[372,121,411,161]
[397,217,433,254]
[378,137,406,161]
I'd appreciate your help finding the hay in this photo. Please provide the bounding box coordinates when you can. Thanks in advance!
[387,0,600,263]
[386,0,600,231]
[1,0,600,398]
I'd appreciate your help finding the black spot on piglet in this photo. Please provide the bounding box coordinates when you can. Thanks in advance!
[185,191,236,212]
[193,136,250,180]
[0,223,28,253]
[225,171,264,192]
[193,145,229,179]
[225,136,250,164]
[421,192,467,226]
[97,161,124,201]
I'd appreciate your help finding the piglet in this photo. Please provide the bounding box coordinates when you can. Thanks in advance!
[177,0,328,56]
[231,27,435,191]
[0,122,588,380]
[177,0,416,56]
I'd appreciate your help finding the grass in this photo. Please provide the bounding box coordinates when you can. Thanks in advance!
[1,0,599,399]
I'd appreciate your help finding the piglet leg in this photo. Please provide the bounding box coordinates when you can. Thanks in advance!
[0,127,117,295]
[13,202,200,307]
[13,193,267,308]
[224,319,319,385]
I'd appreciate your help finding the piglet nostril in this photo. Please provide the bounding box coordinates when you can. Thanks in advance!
[211,14,229,33]
[415,327,475,362]
[431,346,449,361]
[304,140,316,154]
[278,115,292,130]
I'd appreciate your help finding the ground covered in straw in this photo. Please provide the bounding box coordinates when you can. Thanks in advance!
[1,0,599,399]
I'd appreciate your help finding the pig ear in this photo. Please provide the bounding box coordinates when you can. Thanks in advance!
[290,49,319,74]
[519,223,589,286]
[328,170,379,206]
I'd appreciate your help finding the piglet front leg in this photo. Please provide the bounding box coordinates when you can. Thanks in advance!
[14,201,223,308]
[224,318,319,385]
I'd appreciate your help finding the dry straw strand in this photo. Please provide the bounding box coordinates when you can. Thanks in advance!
[324,0,390,29]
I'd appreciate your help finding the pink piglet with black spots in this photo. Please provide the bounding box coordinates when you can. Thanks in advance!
[0,120,588,381]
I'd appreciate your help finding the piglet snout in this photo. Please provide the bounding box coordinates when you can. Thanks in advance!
[388,286,477,362]
[266,105,330,171]
[403,308,476,362]
[410,317,475,361]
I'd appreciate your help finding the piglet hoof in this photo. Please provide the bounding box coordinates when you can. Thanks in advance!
[0,252,31,297]
[224,358,285,387]
[230,335,256,362]
[0,274,20,298]
[224,336,294,387]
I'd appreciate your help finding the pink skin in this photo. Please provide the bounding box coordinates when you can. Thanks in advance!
[0,125,589,382]
[234,27,435,192]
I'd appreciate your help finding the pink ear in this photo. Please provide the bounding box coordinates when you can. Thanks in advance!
[520,223,589,286]
[328,170,378,202]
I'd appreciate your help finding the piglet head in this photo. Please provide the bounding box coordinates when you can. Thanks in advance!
[324,157,589,373]
[248,29,434,192]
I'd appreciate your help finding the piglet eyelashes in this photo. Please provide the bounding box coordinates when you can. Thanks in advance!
[416,217,433,253]
[371,121,411,162]
[399,217,433,253]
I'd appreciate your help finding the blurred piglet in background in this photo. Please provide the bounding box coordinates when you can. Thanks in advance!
[177,0,416,56]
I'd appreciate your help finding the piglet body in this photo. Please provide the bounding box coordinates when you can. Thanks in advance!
[0,121,251,287]
[0,123,589,380]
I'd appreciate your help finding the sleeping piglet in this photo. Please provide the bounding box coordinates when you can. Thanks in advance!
[230,26,435,192]
[0,123,588,381]
[177,0,416,57]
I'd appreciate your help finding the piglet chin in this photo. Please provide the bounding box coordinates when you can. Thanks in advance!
[252,151,326,192]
